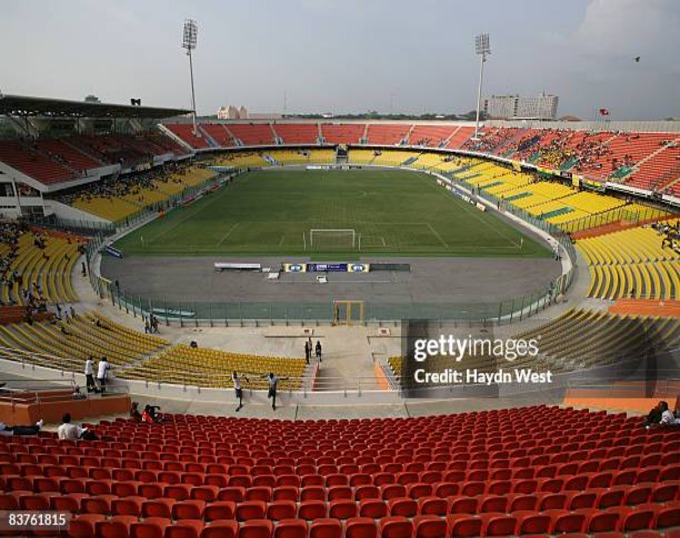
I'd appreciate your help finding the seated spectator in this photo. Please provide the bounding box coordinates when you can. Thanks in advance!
[142,404,163,424]
[130,401,142,422]
[643,401,663,427]
[658,401,678,426]
[0,419,44,436]
[57,412,94,440]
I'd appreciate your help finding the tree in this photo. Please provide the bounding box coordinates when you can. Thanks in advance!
[84,95,101,103]
[461,110,487,121]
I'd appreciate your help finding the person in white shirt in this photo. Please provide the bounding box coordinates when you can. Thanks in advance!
[57,413,87,441]
[263,372,289,411]
[97,357,110,393]
[233,371,249,412]
[84,357,96,393]
[659,401,678,426]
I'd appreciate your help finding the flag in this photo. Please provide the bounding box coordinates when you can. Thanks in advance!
[599,108,610,116]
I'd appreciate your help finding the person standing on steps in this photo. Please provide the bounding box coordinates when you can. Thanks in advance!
[315,340,322,362]
[84,356,97,393]
[97,356,110,394]
[233,371,249,412]
[304,340,310,364]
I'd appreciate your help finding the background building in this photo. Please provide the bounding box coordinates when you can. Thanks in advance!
[217,104,248,119]
[483,93,559,120]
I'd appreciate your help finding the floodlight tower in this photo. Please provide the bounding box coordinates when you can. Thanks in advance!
[473,33,491,139]
[182,19,199,134]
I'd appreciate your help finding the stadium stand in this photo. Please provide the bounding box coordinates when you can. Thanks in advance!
[65,165,217,222]
[199,124,236,148]
[228,124,276,147]
[348,150,377,165]
[320,124,366,145]
[117,344,306,390]
[268,150,336,165]
[0,405,678,538]
[215,152,272,168]
[164,124,212,149]
[408,125,458,148]
[445,126,475,149]
[0,139,75,184]
[0,225,81,306]
[371,151,421,167]
[274,124,320,145]
[576,221,680,300]
[0,312,167,371]
[365,124,411,146]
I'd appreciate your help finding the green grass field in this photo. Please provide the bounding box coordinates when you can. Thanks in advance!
[114,169,551,258]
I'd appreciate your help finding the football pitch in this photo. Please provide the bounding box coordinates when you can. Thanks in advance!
[114,169,552,258]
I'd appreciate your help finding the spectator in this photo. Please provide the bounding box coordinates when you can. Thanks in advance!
[263,372,289,411]
[97,356,111,393]
[659,401,677,426]
[233,371,249,412]
[0,419,44,437]
[142,404,163,423]
[130,402,142,422]
[643,402,663,427]
[84,356,96,393]
[57,413,89,440]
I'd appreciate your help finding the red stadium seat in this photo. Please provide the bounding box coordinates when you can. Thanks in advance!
[344,517,377,538]
[413,515,447,538]
[204,501,236,521]
[379,516,414,538]
[447,514,482,538]
[238,520,273,538]
[272,520,306,538]
[69,514,106,538]
[309,519,342,538]
[199,521,239,538]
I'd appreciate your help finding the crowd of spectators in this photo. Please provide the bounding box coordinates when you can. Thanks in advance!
[56,161,191,206]
[461,128,519,153]
[653,220,680,254]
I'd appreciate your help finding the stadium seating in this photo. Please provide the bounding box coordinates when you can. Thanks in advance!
[164,125,212,149]
[365,124,411,146]
[216,153,272,168]
[0,405,678,538]
[320,124,365,145]
[444,126,475,149]
[576,222,680,300]
[35,138,104,171]
[0,312,168,371]
[274,124,320,145]
[117,344,306,390]
[71,166,217,222]
[0,229,81,306]
[268,150,336,166]
[0,140,74,184]
[199,124,236,147]
[229,124,276,146]
[407,125,457,148]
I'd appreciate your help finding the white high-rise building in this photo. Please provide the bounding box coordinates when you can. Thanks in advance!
[483,93,559,120]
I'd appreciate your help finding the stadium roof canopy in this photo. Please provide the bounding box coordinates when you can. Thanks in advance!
[0,94,191,119]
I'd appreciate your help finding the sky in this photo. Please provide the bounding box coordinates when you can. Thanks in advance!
[1,0,679,120]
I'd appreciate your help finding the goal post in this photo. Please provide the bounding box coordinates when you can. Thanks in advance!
[308,229,357,250]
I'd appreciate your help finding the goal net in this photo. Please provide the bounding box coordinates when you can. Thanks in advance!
[308,229,357,251]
